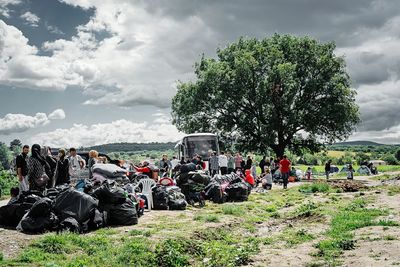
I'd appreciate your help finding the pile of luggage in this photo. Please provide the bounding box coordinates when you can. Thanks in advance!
[175,163,210,206]
[205,173,252,203]
[152,185,187,210]
[0,181,139,234]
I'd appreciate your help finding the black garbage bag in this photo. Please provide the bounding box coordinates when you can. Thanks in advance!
[58,217,80,233]
[190,172,211,185]
[18,191,42,204]
[28,198,52,218]
[44,188,60,200]
[53,189,98,223]
[180,163,196,173]
[168,199,187,210]
[89,208,107,230]
[0,202,33,227]
[225,182,250,202]
[91,183,126,205]
[205,182,227,204]
[102,200,138,226]
[17,212,58,233]
[175,172,190,186]
[152,185,169,210]
[166,186,187,210]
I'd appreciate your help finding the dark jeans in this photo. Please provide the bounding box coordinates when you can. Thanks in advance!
[211,169,218,177]
[220,167,227,175]
[281,172,289,188]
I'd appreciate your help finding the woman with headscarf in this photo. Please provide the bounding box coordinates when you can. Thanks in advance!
[54,148,70,186]
[41,146,57,187]
[28,144,51,192]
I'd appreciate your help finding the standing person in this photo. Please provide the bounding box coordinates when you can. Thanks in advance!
[234,152,243,172]
[55,149,70,186]
[209,151,219,177]
[42,146,56,187]
[325,160,332,180]
[180,157,186,165]
[28,144,51,192]
[16,145,30,193]
[270,157,276,174]
[347,164,354,180]
[227,152,235,174]
[170,156,179,176]
[245,155,253,170]
[88,150,99,179]
[259,156,267,174]
[279,155,291,189]
[68,148,85,181]
[159,154,172,177]
[219,152,228,175]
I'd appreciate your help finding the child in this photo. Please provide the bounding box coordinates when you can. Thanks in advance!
[305,167,312,180]
[347,164,354,180]
[8,187,19,205]
[262,168,273,190]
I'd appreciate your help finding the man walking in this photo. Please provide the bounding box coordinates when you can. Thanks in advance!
[279,155,291,189]
[219,152,228,175]
[16,145,30,193]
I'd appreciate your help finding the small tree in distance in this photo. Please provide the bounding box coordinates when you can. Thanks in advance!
[172,34,360,157]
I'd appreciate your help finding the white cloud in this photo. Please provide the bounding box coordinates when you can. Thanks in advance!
[20,11,40,27]
[30,119,184,147]
[0,112,49,135]
[0,108,66,135]
[0,0,21,17]
[0,1,216,108]
[48,109,66,120]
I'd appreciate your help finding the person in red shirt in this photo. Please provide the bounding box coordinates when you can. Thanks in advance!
[279,155,291,189]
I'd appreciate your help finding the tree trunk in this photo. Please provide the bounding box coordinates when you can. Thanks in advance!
[273,144,286,158]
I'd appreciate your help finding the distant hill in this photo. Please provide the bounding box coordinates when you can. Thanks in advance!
[83,142,176,153]
[332,141,385,146]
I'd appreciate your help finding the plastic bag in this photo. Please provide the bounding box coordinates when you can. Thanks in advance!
[53,188,98,223]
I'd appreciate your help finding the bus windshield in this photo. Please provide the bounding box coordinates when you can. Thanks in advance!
[185,136,218,160]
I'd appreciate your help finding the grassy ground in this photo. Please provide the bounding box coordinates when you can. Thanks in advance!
[1,173,400,266]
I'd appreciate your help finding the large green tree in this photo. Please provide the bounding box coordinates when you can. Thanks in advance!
[172,34,360,157]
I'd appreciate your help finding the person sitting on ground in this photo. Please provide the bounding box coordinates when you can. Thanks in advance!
[8,187,19,205]
[28,144,51,192]
[261,168,273,190]
[55,148,70,186]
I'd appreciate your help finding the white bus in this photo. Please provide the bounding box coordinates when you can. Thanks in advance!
[175,133,219,163]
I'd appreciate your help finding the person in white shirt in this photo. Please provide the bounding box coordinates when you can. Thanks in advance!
[219,151,228,175]
[68,147,85,179]
[170,156,179,176]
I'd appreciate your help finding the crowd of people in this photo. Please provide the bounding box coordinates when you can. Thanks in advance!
[13,144,105,201]
[15,143,348,205]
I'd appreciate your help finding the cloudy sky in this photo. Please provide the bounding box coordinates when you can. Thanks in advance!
[0,0,399,147]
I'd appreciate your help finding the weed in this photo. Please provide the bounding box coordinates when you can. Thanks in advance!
[222,204,244,216]
[117,238,157,267]
[295,201,318,217]
[299,183,330,193]
[383,235,397,240]
[155,238,191,266]
[194,214,220,223]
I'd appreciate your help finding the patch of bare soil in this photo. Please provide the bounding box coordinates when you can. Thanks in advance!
[328,179,368,192]
[342,226,400,267]
[0,227,40,259]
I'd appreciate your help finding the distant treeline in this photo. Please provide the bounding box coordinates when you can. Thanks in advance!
[82,142,176,153]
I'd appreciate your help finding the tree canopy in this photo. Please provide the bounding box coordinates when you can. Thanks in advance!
[172,34,360,156]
